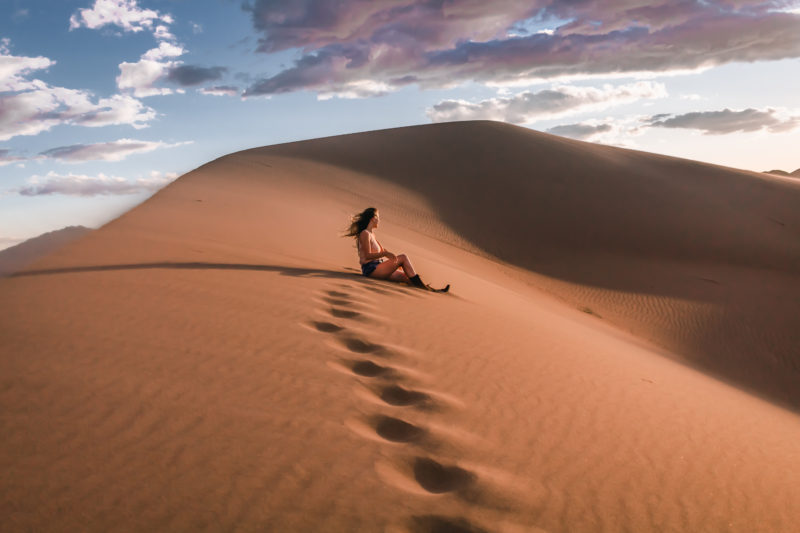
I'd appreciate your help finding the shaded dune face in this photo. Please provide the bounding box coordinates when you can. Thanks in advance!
[249,121,800,411]
[261,121,800,272]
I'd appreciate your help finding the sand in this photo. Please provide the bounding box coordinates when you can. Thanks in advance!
[0,226,92,277]
[1,121,799,532]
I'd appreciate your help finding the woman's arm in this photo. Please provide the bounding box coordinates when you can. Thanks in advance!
[359,231,388,261]
[377,239,395,260]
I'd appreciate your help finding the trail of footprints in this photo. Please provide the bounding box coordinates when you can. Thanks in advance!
[308,283,495,533]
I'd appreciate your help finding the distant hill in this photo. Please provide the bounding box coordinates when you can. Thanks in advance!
[0,226,92,277]
[764,168,800,177]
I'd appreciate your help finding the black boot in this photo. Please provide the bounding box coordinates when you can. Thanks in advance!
[409,274,429,290]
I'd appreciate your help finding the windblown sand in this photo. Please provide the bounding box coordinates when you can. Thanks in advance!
[0,226,91,277]
[2,121,799,532]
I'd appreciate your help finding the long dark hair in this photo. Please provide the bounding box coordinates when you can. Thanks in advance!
[344,207,377,241]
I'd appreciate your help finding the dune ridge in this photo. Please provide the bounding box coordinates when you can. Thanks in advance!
[0,225,92,277]
[764,168,800,177]
[2,121,799,532]
[254,121,800,409]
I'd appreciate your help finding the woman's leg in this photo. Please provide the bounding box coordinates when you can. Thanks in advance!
[395,254,417,278]
[368,254,417,282]
[389,270,410,283]
[368,258,402,280]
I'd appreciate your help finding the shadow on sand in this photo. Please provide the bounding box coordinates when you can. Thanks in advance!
[10,261,363,280]
[8,262,419,299]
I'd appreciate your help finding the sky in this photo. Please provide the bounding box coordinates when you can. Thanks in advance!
[2,0,800,250]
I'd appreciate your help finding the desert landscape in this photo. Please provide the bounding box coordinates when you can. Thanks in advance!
[0,226,92,278]
[2,121,800,532]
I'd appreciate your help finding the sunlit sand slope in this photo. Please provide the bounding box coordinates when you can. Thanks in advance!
[1,121,799,532]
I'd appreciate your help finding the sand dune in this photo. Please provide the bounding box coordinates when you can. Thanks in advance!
[259,121,800,409]
[765,168,800,177]
[0,226,92,277]
[2,121,799,532]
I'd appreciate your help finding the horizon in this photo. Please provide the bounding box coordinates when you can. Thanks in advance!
[2,0,800,249]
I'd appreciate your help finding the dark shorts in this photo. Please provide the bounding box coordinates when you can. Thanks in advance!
[361,260,381,277]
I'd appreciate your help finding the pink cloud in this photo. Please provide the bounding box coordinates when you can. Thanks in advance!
[15,171,176,197]
[427,82,667,123]
[242,1,800,97]
[646,108,800,134]
[243,0,536,52]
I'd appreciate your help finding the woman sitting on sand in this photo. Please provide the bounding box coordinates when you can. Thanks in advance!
[345,207,448,292]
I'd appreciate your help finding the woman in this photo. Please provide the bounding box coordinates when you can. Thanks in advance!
[345,207,448,292]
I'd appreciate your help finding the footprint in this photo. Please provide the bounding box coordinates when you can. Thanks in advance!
[372,415,426,443]
[409,515,489,533]
[361,285,392,295]
[323,297,353,306]
[310,321,344,333]
[350,360,391,377]
[340,336,388,355]
[413,457,476,494]
[327,290,351,298]
[330,307,361,319]
[380,385,431,407]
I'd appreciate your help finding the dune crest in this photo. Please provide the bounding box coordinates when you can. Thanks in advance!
[0,225,92,277]
[255,121,800,409]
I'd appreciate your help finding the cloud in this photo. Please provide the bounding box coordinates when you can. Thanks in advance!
[74,93,157,127]
[0,149,25,166]
[243,0,534,53]
[0,51,55,92]
[242,1,800,97]
[153,24,175,41]
[70,0,173,37]
[142,42,184,61]
[199,85,239,96]
[72,1,186,97]
[166,65,227,86]
[646,108,800,134]
[0,85,156,141]
[545,115,652,147]
[546,122,614,141]
[12,9,29,22]
[117,42,185,97]
[0,236,25,247]
[116,59,173,96]
[38,139,191,162]
[427,82,666,123]
[14,171,177,197]
[317,79,392,100]
[0,40,156,140]
[1,140,186,165]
